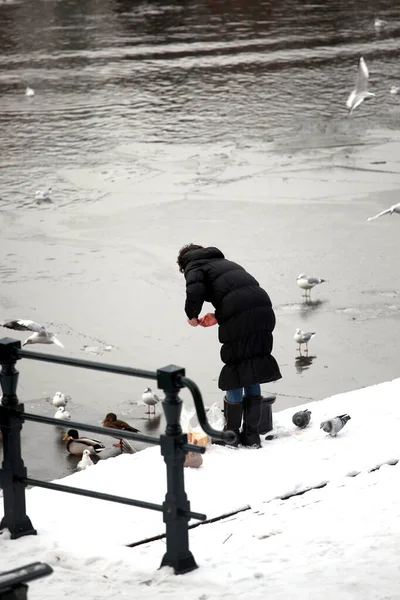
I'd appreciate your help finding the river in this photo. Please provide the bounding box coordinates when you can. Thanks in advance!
[1,0,400,481]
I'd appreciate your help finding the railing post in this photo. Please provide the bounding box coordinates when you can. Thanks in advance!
[0,337,37,539]
[157,365,197,575]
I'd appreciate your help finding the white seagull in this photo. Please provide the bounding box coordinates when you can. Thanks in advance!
[25,86,35,97]
[390,86,400,95]
[142,387,160,415]
[294,329,316,353]
[77,449,94,470]
[52,392,68,408]
[367,203,400,221]
[54,406,71,421]
[0,319,64,347]
[35,188,52,203]
[374,18,387,30]
[296,274,326,299]
[346,57,375,115]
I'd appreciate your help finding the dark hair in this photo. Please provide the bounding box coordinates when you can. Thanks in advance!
[177,243,203,273]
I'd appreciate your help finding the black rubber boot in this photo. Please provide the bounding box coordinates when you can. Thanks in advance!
[212,398,242,447]
[240,395,262,448]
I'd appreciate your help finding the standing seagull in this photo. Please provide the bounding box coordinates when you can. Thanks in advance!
[25,86,35,97]
[296,274,326,300]
[320,414,351,436]
[346,57,375,115]
[294,329,316,353]
[367,203,400,221]
[77,449,94,470]
[0,319,64,347]
[142,387,160,415]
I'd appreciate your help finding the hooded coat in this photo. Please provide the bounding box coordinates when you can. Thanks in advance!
[181,246,282,391]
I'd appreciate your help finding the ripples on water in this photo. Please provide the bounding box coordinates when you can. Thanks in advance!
[0,0,400,190]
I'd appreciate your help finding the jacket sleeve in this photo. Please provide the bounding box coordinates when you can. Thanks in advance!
[184,267,206,319]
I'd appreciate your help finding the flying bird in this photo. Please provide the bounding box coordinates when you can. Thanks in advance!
[142,387,160,415]
[346,57,375,115]
[0,319,64,347]
[296,274,326,299]
[52,391,68,408]
[367,203,400,221]
[63,429,105,456]
[25,86,35,97]
[292,409,311,429]
[54,406,71,421]
[294,329,316,353]
[390,86,400,95]
[77,449,94,470]
[320,414,351,436]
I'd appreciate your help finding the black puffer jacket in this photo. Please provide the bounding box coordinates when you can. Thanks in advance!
[181,246,282,391]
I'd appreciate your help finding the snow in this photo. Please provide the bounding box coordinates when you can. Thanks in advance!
[1,378,400,599]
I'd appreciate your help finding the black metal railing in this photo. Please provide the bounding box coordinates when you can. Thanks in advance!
[0,337,235,576]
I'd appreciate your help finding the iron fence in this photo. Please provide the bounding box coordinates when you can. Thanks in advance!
[0,337,234,575]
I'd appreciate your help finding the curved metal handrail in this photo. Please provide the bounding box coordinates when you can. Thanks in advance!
[180,376,236,443]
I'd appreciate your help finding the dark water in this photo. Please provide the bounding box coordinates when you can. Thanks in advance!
[1,0,400,481]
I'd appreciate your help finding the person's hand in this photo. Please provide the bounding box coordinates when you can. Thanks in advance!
[187,318,200,327]
[198,313,218,327]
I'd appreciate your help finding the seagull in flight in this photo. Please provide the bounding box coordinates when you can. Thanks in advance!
[346,57,375,115]
[367,203,400,221]
[0,319,64,347]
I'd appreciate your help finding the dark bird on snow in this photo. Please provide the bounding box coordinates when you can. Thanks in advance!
[292,409,311,429]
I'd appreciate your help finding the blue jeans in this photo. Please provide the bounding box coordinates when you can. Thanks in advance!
[226,384,261,403]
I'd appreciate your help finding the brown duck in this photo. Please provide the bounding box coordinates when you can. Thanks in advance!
[102,413,140,433]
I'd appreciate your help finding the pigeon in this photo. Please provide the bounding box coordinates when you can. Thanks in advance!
[0,319,64,347]
[25,86,35,97]
[294,329,316,352]
[390,86,400,95]
[346,57,375,115]
[54,406,71,421]
[52,391,68,408]
[320,414,351,436]
[296,274,326,299]
[142,387,160,415]
[77,449,94,470]
[35,188,52,204]
[292,409,311,429]
[367,203,400,221]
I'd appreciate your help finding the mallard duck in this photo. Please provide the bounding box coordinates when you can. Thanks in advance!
[62,429,105,456]
[102,413,140,433]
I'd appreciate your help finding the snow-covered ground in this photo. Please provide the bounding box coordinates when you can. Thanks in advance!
[1,379,400,599]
